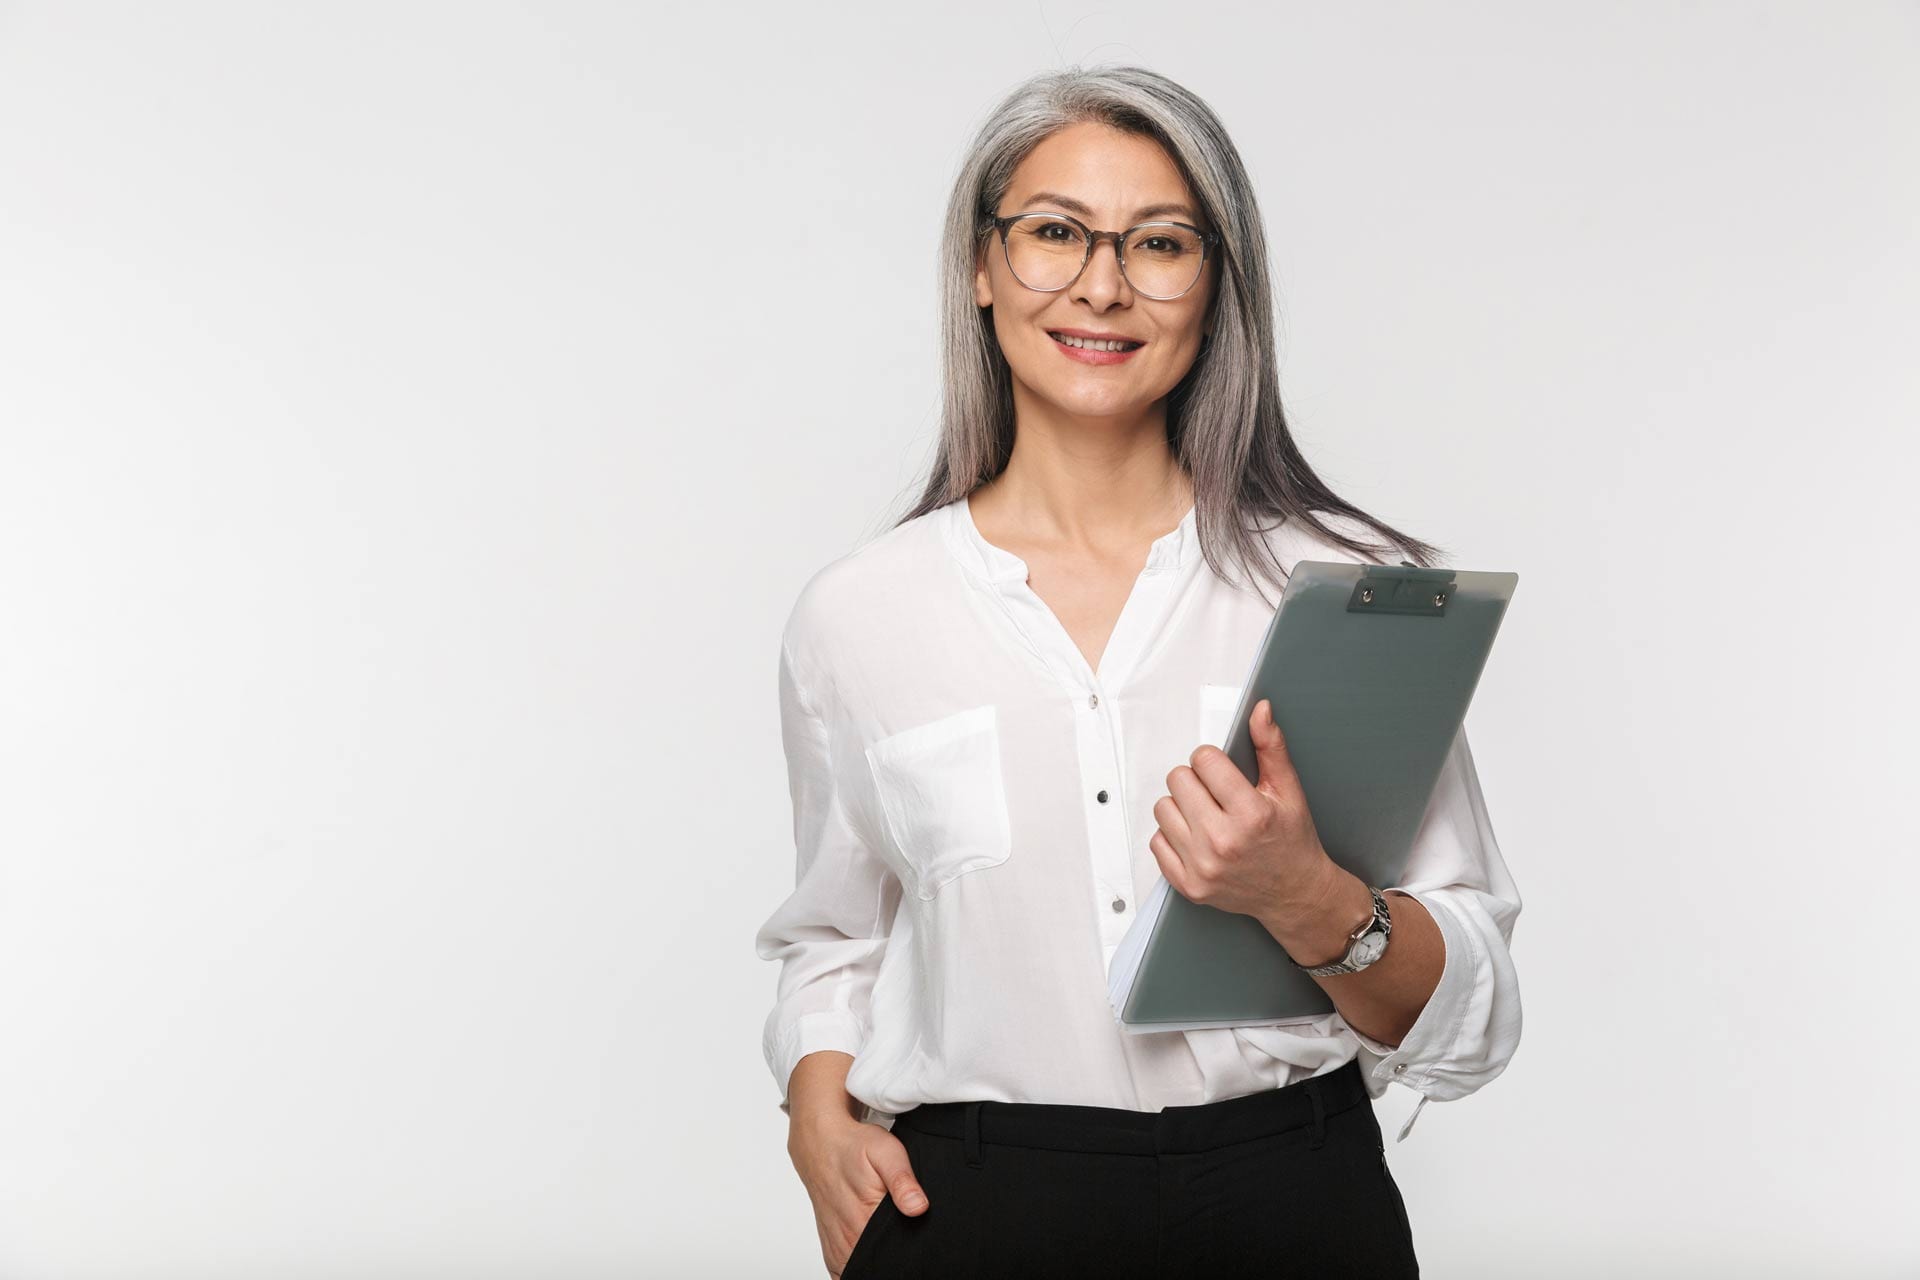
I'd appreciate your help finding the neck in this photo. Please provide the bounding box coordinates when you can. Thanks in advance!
[972,406,1193,551]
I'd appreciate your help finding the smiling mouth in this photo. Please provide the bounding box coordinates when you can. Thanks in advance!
[1048,331,1145,352]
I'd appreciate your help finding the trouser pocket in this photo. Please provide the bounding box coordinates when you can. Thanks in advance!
[839,1192,898,1280]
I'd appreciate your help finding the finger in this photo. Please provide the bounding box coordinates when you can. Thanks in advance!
[867,1144,929,1214]
[1150,792,1193,854]
[1165,763,1225,837]
[1249,699,1303,802]
[1149,828,1197,901]
[1187,741,1262,822]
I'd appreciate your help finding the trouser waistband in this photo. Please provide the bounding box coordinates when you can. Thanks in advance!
[890,1057,1368,1160]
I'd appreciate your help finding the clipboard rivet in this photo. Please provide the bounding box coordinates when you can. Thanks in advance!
[1360,587,1375,604]
[1433,592,1447,607]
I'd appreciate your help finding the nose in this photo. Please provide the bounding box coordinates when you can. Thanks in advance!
[1074,233,1132,303]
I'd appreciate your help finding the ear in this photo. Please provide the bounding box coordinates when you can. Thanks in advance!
[974,244,993,309]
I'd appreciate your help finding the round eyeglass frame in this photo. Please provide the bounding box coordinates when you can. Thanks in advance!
[986,209,1222,301]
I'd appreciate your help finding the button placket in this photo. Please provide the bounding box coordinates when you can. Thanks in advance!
[1078,683,1135,955]
[1077,572,1177,959]
[948,498,1200,975]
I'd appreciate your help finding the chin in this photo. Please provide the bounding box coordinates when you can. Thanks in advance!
[1039,386,1148,418]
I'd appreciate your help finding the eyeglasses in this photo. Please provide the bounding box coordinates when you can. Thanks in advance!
[986,209,1220,301]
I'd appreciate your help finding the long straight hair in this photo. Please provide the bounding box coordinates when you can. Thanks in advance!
[894,65,1447,607]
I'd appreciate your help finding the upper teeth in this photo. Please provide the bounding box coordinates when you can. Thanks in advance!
[1053,333,1138,351]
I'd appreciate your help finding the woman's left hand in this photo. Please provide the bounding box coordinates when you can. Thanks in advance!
[1149,698,1340,933]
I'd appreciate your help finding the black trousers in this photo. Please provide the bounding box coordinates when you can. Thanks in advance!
[840,1057,1418,1278]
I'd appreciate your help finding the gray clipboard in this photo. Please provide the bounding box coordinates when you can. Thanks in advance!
[1108,558,1518,1030]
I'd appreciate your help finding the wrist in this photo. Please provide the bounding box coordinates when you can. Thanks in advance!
[785,1051,865,1131]
[788,1101,868,1157]
[790,1105,865,1137]
[1262,862,1372,968]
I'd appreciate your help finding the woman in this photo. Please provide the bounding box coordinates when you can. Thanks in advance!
[755,65,1523,1278]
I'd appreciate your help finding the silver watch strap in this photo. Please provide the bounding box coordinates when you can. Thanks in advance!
[1290,884,1391,976]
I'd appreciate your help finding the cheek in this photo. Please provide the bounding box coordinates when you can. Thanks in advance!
[994,304,1054,357]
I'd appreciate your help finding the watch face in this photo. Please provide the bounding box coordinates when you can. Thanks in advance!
[1353,933,1388,965]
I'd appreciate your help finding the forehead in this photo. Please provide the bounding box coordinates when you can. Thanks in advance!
[1004,123,1199,223]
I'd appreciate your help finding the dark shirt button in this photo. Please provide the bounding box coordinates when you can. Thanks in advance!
[1096,789,1109,803]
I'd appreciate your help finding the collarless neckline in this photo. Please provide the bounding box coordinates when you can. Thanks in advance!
[947,492,1198,588]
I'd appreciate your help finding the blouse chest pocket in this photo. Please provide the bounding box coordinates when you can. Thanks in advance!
[863,705,1013,901]
[1198,683,1247,748]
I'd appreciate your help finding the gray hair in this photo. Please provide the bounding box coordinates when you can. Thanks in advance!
[895,64,1445,606]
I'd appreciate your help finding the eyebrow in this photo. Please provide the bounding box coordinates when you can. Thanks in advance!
[1012,190,1200,223]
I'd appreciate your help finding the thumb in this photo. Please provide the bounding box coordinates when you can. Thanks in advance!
[1250,700,1298,798]
[870,1145,930,1215]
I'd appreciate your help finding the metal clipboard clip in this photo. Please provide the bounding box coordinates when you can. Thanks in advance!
[1345,561,1458,617]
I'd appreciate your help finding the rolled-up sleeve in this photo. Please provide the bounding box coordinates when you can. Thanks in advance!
[754,632,902,1118]
[1349,723,1524,1141]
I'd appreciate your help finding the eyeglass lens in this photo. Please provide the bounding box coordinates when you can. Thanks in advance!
[1002,215,1206,299]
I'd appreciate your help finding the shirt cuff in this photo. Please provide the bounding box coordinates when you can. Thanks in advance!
[767,1009,870,1119]
[1348,887,1476,1141]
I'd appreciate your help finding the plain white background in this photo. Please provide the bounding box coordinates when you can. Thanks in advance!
[0,2,1913,1276]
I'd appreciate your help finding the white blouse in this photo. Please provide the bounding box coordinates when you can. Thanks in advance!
[755,495,1523,1143]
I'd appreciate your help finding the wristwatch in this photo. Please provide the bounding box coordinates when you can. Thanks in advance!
[1288,884,1392,976]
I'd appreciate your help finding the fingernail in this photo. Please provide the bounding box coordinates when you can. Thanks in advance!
[901,1192,926,1209]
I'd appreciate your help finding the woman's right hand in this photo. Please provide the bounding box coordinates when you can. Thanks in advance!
[787,1112,930,1277]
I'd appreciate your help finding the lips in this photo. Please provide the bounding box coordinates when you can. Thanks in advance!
[1046,329,1146,365]
[1047,330,1145,352]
